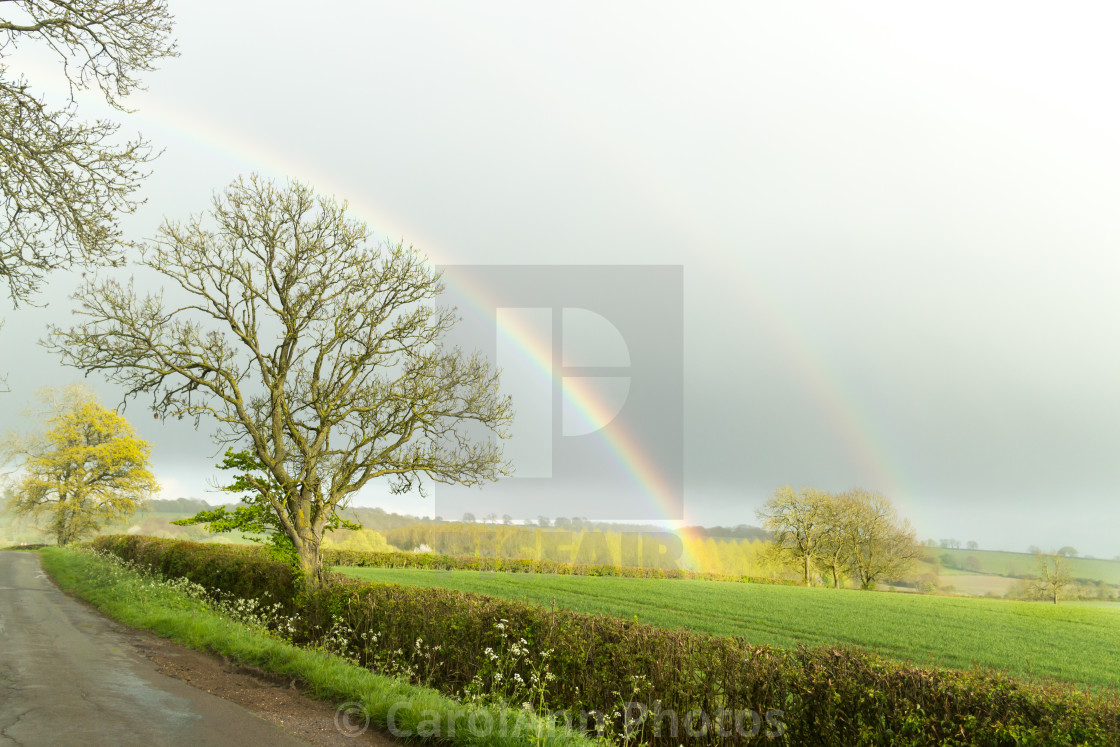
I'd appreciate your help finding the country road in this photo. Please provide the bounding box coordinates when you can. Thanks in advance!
[0,550,314,746]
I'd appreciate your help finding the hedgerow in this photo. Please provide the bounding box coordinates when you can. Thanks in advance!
[92,535,1120,746]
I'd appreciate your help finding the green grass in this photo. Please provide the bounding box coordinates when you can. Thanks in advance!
[930,547,1120,584]
[38,548,596,747]
[337,566,1120,691]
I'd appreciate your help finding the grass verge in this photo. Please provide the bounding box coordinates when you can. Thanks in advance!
[38,547,598,747]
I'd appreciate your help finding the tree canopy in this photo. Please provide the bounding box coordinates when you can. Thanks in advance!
[2,384,158,545]
[172,448,360,568]
[50,176,513,584]
[0,0,177,305]
[757,486,919,589]
[756,485,833,586]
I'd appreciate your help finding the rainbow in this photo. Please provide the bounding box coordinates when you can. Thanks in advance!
[17,57,918,529]
[448,287,685,520]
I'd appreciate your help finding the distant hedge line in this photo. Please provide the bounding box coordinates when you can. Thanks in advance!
[92,535,1120,746]
[322,547,799,585]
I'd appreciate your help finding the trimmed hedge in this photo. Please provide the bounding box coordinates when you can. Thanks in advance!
[94,536,1120,746]
[322,547,798,585]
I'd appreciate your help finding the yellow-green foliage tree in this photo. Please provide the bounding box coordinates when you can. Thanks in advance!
[845,488,921,589]
[757,486,920,589]
[757,486,833,586]
[2,385,158,545]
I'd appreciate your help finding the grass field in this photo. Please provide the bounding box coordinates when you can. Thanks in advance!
[337,566,1120,690]
[931,547,1120,584]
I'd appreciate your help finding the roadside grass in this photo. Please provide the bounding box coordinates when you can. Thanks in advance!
[38,547,598,747]
[337,566,1120,691]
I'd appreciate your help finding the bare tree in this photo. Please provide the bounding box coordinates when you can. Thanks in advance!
[756,486,832,586]
[48,176,512,585]
[1031,552,1071,604]
[0,1,177,305]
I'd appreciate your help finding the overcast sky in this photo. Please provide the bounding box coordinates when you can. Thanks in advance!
[2,1,1119,556]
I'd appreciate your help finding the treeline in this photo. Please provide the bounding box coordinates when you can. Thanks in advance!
[323,547,797,586]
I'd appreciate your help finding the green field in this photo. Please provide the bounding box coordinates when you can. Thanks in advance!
[932,547,1120,585]
[337,566,1120,690]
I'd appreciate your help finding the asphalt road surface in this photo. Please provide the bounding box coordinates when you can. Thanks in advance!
[0,550,311,747]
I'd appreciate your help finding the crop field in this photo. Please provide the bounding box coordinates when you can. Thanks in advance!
[338,566,1120,690]
[936,568,1019,596]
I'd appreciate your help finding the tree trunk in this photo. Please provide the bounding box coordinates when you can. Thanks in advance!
[295,532,324,589]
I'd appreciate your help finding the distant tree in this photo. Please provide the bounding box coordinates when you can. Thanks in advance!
[1031,553,1071,604]
[756,486,832,586]
[2,385,157,545]
[461,512,476,523]
[325,528,393,553]
[940,538,960,550]
[537,515,551,528]
[1056,546,1079,558]
[925,538,939,548]
[0,0,177,306]
[501,513,513,525]
[553,516,572,530]
[482,512,498,524]
[1027,545,1042,555]
[964,555,982,572]
[846,490,921,589]
[939,552,959,570]
[966,540,979,551]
